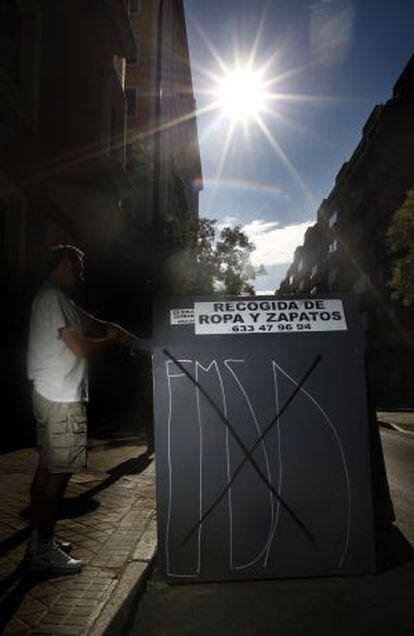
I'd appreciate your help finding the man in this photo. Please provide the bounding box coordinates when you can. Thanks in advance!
[26,244,136,574]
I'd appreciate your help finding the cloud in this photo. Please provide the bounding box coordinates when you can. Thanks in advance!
[216,215,240,233]
[242,219,314,266]
[309,0,355,68]
[254,290,277,296]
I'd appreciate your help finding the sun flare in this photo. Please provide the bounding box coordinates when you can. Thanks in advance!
[216,67,269,121]
[180,16,329,210]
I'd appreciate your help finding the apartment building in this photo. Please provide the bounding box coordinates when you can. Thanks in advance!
[124,0,203,287]
[0,0,137,447]
[0,0,137,289]
[279,55,414,406]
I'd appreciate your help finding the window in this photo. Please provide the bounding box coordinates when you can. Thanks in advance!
[328,239,338,254]
[298,259,303,272]
[329,210,338,228]
[129,0,141,15]
[310,286,317,295]
[125,87,138,117]
[0,2,41,129]
[127,36,139,66]
[328,268,338,288]
[289,274,295,286]
[127,52,138,67]
[0,0,22,84]
[311,264,318,278]
[353,275,366,294]
[299,280,305,292]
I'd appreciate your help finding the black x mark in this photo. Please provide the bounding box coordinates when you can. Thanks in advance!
[163,349,322,546]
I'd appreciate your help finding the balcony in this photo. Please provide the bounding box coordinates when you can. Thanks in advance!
[113,55,126,89]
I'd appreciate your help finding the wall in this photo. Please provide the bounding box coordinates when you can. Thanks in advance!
[279,55,414,406]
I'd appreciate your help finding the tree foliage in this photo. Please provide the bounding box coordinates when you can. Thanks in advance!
[214,224,265,295]
[123,137,265,296]
[387,190,414,306]
[162,216,265,295]
[126,135,154,185]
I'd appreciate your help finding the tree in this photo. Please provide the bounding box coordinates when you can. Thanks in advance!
[123,138,265,295]
[214,225,265,295]
[163,216,265,295]
[387,190,414,306]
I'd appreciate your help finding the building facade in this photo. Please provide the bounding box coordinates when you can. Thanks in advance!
[0,0,138,448]
[0,0,203,447]
[279,55,414,406]
[124,0,203,292]
[0,1,137,291]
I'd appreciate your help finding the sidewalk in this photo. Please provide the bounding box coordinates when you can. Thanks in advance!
[0,439,157,635]
[377,411,414,435]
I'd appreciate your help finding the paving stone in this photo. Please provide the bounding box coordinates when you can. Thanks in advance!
[0,442,156,635]
[4,617,30,634]
[70,606,95,617]
[33,625,81,635]
[20,610,47,628]
[62,614,91,627]
[70,598,99,608]
[19,596,47,615]
[42,612,65,625]
[44,605,71,617]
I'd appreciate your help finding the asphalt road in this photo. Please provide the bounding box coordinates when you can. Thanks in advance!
[130,429,414,636]
[380,429,414,544]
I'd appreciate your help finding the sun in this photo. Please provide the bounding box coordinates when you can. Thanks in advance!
[163,16,327,209]
[215,66,269,121]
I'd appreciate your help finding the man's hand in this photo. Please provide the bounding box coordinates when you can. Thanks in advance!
[59,321,140,359]
[106,322,139,344]
[60,324,138,358]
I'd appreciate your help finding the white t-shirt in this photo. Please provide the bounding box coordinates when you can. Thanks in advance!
[27,282,88,402]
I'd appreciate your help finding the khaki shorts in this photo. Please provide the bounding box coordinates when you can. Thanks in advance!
[33,389,87,474]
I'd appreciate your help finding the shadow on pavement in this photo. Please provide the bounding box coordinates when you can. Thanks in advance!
[376,523,414,572]
[0,527,31,561]
[0,450,154,629]
[0,450,153,560]
[59,452,153,518]
[0,563,74,633]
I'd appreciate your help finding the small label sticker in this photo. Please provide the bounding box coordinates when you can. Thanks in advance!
[170,308,195,326]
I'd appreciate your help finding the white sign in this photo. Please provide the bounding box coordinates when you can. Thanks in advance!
[170,308,195,326]
[194,299,347,335]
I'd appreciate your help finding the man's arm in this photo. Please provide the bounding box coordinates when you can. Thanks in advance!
[59,326,123,358]
[75,305,140,343]
[74,305,110,338]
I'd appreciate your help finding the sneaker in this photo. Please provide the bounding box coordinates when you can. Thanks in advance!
[26,533,73,557]
[55,538,73,554]
[26,540,83,574]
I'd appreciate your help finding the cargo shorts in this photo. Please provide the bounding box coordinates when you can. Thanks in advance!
[33,389,87,473]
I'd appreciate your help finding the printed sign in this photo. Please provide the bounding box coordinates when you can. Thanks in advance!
[170,308,195,326]
[194,299,347,335]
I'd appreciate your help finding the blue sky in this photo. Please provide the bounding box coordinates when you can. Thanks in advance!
[184,0,414,292]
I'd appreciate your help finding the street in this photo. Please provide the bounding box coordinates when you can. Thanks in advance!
[381,429,414,544]
[130,429,414,636]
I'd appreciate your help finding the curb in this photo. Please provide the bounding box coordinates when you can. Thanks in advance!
[88,516,157,636]
[378,419,414,436]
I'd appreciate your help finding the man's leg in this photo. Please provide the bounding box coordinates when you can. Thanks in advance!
[31,466,71,540]
[27,392,84,572]
[30,465,45,536]
[27,466,82,573]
